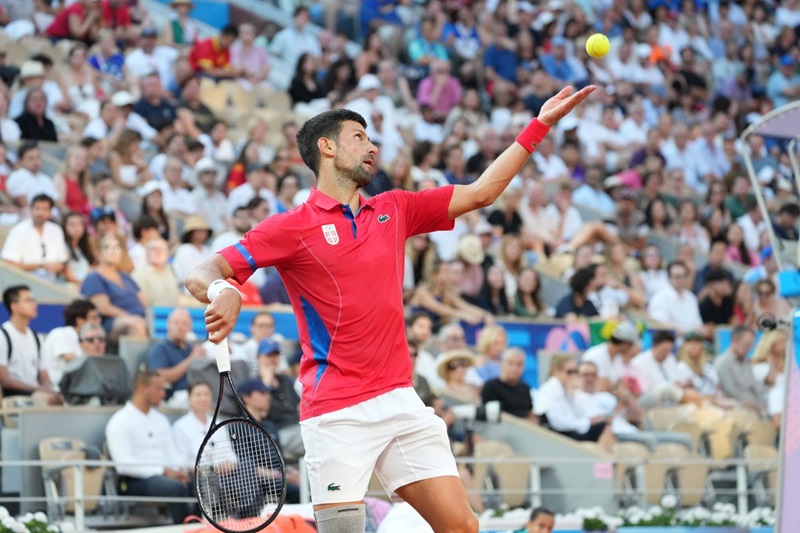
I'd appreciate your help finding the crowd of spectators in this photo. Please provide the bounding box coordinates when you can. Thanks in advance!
[0,0,797,522]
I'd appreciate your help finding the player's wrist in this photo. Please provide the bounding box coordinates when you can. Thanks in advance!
[515,118,550,154]
[207,279,240,302]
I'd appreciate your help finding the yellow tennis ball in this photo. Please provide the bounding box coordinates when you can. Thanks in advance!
[586,33,610,59]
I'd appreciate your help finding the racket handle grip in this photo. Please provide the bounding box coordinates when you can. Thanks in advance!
[214,338,231,373]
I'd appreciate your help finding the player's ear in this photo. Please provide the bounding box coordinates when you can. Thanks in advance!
[317,136,336,159]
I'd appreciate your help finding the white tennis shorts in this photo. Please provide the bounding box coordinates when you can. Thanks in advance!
[300,387,459,504]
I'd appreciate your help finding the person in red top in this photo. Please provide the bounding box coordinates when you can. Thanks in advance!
[187,85,593,532]
[188,24,240,80]
[46,0,131,43]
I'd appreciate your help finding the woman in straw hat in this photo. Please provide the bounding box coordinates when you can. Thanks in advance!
[172,216,213,286]
[163,0,198,47]
[435,349,480,404]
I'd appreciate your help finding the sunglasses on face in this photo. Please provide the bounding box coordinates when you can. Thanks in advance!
[82,336,106,343]
[565,368,578,375]
[448,360,471,370]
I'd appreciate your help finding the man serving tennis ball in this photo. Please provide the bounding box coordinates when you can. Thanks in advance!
[187,83,595,533]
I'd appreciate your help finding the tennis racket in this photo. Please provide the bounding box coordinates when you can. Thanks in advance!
[195,337,287,532]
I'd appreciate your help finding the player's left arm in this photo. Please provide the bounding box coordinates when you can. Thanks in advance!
[448,85,596,220]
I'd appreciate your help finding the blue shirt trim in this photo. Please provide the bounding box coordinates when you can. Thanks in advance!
[233,242,257,273]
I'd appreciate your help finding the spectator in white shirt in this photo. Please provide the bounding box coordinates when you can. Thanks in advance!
[532,137,569,181]
[1,194,69,282]
[227,163,277,220]
[0,285,61,404]
[124,27,179,90]
[647,261,703,334]
[535,355,616,452]
[572,166,616,218]
[5,142,58,207]
[632,330,702,407]
[41,299,99,387]
[0,91,21,142]
[736,199,766,253]
[172,381,235,469]
[269,6,321,69]
[676,331,724,398]
[160,156,196,216]
[188,158,228,234]
[105,370,190,524]
[83,99,123,143]
[110,91,157,140]
[212,205,252,252]
[582,321,639,389]
[172,216,213,286]
[661,123,701,191]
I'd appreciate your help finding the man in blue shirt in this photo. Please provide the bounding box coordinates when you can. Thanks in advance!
[540,37,575,84]
[766,55,800,108]
[147,307,205,399]
[773,203,800,241]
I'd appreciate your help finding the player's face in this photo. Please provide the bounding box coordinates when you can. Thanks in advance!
[332,121,377,188]
[527,514,554,533]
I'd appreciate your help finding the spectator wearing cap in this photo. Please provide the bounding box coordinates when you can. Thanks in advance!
[175,76,216,137]
[346,73,402,161]
[767,55,800,108]
[647,261,703,335]
[269,7,321,70]
[81,233,147,341]
[772,202,800,241]
[172,216,213,286]
[698,268,735,328]
[604,187,648,251]
[256,339,304,460]
[110,92,157,140]
[159,157,196,216]
[187,158,228,235]
[582,322,639,389]
[1,194,68,282]
[226,162,277,220]
[147,307,205,400]
[132,238,180,307]
[189,24,240,80]
[133,73,177,129]
[436,349,481,404]
[744,246,779,287]
[5,142,58,208]
[162,0,199,47]
[453,234,485,303]
[124,28,180,91]
[9,58,69,121]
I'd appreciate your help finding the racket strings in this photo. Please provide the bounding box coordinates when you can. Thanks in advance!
[196,420,284,531]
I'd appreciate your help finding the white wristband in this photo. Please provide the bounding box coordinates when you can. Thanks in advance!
[207,280,240,302]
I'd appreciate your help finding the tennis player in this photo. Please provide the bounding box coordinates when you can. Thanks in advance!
[187,84,594,533]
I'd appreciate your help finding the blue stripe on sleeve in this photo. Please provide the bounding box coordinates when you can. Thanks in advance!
[233,242,257,273]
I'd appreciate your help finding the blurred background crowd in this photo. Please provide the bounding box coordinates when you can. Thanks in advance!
[0,0,797,524]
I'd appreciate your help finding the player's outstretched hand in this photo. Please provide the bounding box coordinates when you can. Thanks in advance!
[537,85,597,127]
[205,289,242,343]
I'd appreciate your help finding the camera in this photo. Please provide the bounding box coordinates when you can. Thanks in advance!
[451,400,502,423]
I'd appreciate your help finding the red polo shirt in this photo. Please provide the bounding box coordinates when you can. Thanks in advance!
[46,1,130,39]
[189,37,230,71]
[219,186,455,420]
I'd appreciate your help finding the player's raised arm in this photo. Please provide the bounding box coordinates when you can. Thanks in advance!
[186,254,242,343]
[447,85,596,220]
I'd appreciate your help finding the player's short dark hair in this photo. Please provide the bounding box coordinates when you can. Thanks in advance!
[18,140,39,160]
[64,299,96,327]
[31,193,54,209]
[221,24,239,38]
[529,507,555,522]
[570,264,597,295]
[132,215,160,240]
[296,109,367,175]
[652,330,676,346]
[3,285,30,313]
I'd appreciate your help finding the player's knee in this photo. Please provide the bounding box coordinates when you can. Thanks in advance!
[444,512,479,533]
[314,503,366,533]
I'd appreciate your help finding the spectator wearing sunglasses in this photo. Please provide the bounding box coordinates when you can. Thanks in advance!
[535,355,615,452]
[436,349,480,405]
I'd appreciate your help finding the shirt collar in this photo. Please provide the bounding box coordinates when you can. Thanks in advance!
[308,188,375,212]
